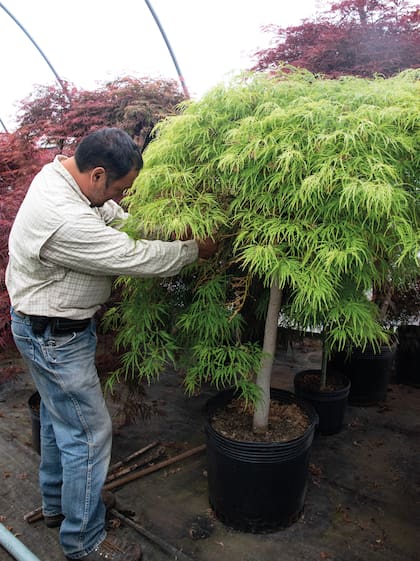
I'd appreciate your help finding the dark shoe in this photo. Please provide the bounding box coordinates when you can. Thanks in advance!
[44,491,116,528]
[102,490,116,510]
[44,513,65,528]
[66,535,142,561]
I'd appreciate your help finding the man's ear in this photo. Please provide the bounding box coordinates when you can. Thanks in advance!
[91,167,106,184]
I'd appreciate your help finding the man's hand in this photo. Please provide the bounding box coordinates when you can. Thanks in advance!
[174,226,218,260]
[197,237,218,260]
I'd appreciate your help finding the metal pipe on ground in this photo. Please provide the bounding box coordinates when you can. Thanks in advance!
[0,523,43,561]
[110,510,195,561]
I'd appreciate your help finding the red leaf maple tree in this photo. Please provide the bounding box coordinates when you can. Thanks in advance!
[252,0,420,77]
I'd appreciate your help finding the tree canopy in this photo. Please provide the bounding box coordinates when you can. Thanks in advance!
[107,69,419,412]
[252,0,420,77]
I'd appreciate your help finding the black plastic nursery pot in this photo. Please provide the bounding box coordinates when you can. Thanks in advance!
[329,344,396,406]
[204,388,318,533]
[294,369,350,436]
[395,325,420,388]
[28,391,41,455]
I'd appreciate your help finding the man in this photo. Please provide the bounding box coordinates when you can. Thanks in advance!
[6,127,217,561]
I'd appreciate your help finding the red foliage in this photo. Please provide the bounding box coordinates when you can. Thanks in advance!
[16,76,184,150]
[0,130,53,348]
[252,0,420,77]
[0,76,185,348]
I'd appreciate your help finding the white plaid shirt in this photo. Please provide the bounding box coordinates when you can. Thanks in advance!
[6,156,198,319]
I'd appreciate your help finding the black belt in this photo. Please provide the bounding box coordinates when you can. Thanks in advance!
[27,315,91,336]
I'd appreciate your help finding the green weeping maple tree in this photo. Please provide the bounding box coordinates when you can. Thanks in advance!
[105,68,419,433]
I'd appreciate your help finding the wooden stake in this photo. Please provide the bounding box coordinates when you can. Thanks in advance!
[104,444,206,491]
[108,441,160,474]
[105,447,166,483]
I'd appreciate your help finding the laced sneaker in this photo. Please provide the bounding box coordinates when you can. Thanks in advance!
[66,535,142,561]
[44,490,116,528]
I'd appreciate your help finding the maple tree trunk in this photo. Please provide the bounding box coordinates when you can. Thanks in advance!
[253,281,282,433]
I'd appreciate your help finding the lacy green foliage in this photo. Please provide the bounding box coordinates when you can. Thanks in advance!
[103,277,179,388]
[110,68,419,400]
[104,268,264,400]
[183,343,263,403]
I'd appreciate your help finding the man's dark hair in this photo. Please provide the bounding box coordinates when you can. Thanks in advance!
[75,127,143,184]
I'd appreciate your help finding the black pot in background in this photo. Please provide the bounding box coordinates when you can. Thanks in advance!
[204,388,318,533]
[294,369,350,435]
[329,344,396,406]
[28,391,41,455]
[395,325,420,387]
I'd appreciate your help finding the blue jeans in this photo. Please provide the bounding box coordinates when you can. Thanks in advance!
[11,309,112,558]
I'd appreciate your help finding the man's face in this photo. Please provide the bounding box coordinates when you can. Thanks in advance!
[88,167,139,208]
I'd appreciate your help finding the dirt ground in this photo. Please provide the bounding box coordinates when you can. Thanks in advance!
[0,337,419,561]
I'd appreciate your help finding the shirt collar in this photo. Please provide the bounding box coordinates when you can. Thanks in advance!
[53,155,93,207]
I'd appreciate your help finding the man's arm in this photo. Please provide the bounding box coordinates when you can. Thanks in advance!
[40,216,216,278]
